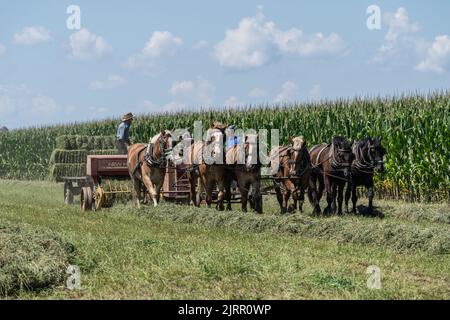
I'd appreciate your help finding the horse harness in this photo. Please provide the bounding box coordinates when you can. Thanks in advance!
[309,143,351,181]
[272,144,310,192]
[352,142,383,175]
[132,136,169,178]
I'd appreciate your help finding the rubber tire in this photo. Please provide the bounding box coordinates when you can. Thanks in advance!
[80,187,93,212]
[64,181,74,205]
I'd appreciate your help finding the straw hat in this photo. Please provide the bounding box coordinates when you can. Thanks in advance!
[122,112,134,121]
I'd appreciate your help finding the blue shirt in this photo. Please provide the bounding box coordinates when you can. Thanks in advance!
[116,121,131,141]
[226,136,241,147]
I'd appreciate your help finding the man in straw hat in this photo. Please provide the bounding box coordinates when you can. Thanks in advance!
[116,112,134,155]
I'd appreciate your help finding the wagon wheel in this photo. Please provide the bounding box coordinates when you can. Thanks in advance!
[80,187,93,212]
[64,181,74,205]
[95,186,106,211]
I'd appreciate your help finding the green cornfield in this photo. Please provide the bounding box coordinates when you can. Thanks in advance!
[0,92,448,201]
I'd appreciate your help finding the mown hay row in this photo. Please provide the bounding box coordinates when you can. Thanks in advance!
[55,135,116,151]
[0,219,74,297]
[138,206,450,255]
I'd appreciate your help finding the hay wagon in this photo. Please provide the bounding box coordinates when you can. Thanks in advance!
[62,154,201,211]
[61,155,131,211]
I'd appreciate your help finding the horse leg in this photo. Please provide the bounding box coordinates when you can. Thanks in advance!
[345,182,351,214]
[337,182,344,215]
[154,171,164,205]
[298,187,305,213]
[367,182,374,216]
[324,176,333,215]
[252,179,262,214]
[188,171,197,206]
[307,176,321,215]
[224,174,232,211]
[142,173,157,207]
[131,176,142,208]
[331,182,338,214]
[275,185,284,214]
[204,180,213,208]
[351,184,358,214]
[282,189,291,215]
[290,190,298,214]
[318,175,325,203]
[216,179,225,211]
[238,181,249,213]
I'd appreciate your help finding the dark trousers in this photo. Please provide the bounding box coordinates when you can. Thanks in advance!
[116,140,130,155]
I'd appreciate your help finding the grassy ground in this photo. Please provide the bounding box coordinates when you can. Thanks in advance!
[0,179,449,299]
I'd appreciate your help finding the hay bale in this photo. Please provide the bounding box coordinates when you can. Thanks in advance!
[0,219,74,296]
[49,149,117,165]
[49,164,86,181]
[55,135,115,151]
[49,150,88,164]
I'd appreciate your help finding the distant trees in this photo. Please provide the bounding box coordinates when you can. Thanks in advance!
[0,126,8,132]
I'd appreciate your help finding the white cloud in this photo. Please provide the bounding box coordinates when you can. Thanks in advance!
[90,74,125,90]
[224,96,245,108]
[374,8,420,62]
[169,80,194,96]
[137,100,159,113]
[163,77,214,111]
[274,29,346,57]
[309,84,321,101]
[274,81,299,103]
[384,8,419,45]
[13,26,52,46]
[415,35,450,74]
[0,44,6,56]
[126,31,182,68]
[214,7,347,70]
[248,87,267,98]
[69,28,111,60]
[0,85,64,123]
[193,40,208,50]
[31,94,60,114]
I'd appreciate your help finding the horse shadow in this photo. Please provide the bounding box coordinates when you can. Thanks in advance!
[354,205,385,218]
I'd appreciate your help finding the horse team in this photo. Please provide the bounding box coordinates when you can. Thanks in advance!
[127,123,387,216]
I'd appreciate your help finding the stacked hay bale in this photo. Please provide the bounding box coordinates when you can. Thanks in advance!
[49,135,117,181]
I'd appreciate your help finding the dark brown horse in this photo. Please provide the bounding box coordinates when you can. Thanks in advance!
[127,130,173,208]
[184,123,228,210]
[270,136,320,214]
[309,136,355,215]
[345,137,386,216]
[224,133,263,213]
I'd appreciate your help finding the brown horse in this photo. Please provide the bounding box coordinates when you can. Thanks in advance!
[127,130,173,208]
[184,123,227,210]
[345,137,386,216]
[270,136,320,214]
[224,133,263,213]
[309,136,355,215]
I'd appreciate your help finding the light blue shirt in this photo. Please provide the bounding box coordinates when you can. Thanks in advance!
[116,122,131,141]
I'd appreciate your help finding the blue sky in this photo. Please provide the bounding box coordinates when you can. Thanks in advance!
[0,0,449,128]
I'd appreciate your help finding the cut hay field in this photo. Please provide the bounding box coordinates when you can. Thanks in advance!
[0,180,449,299]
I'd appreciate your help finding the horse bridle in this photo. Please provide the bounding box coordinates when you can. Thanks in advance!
[286,145,309,177]
[353,142,384,172]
